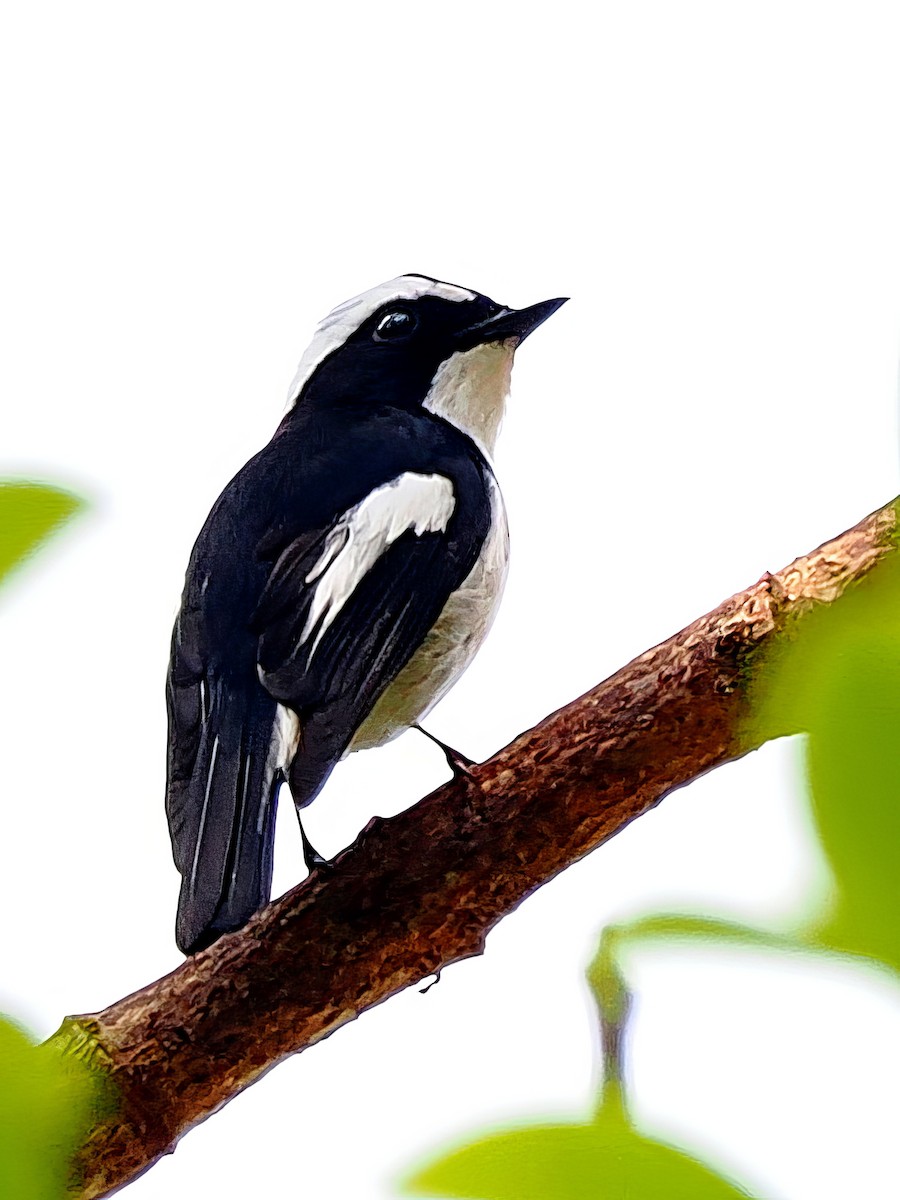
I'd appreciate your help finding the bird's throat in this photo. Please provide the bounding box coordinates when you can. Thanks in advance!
[422,339,515,455]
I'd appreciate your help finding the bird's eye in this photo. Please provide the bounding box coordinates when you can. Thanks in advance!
[374,310,418,341]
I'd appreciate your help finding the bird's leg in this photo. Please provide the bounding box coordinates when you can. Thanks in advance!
[296,814,330,873]
[413,723,477,779]
[284,763,333,873]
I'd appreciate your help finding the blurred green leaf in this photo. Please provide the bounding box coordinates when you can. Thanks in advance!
[401,1101,754,1199]
[0,481,84,588]
[806,635,900,968]
[0,1015,99,1199]
[749,549,900,971]
[401,926,758,1200]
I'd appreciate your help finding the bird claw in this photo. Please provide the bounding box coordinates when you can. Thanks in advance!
[419,970,442,994]
[299,821,333,873]
[305,848,333,873]
[445,748,476,779]
[413,724,477,780]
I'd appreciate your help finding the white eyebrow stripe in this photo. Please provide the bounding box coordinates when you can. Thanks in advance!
[298,472,456,663]
[286,275,476,406]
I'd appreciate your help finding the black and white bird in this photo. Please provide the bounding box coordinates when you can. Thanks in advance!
[165,274,566,954]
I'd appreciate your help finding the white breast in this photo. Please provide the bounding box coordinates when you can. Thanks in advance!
[349,475,509,751]
[349,339,514,749]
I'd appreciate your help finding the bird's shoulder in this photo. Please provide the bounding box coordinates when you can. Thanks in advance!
[179,403,494,628]
[238,402,494,549]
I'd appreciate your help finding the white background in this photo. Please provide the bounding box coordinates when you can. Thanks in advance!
[1,3,898,1198]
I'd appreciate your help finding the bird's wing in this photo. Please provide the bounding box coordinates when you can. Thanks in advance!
[252,468,489,806]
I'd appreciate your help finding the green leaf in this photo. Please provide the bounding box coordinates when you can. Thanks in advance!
[806,633,900,968]
[0,481,85,588]
[401,1102,755,1199]
[0,1015,101,1199]
[749,549,900,971]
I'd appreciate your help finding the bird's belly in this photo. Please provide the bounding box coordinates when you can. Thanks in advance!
[348,481,509,752]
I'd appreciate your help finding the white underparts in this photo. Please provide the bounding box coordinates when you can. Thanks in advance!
[423,340,515,455]
[349,474,508,751]
[299,472,456,662]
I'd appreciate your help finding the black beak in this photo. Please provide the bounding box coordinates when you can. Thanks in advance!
[457,296,568,348]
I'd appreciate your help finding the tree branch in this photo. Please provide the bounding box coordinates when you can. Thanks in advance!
[58,498,898,1198]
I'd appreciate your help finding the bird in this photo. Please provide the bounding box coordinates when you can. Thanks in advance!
[165,274,567,954]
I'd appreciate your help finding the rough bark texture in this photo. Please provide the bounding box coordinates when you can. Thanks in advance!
[56,498,898,1198]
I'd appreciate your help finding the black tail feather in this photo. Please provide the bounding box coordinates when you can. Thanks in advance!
[167,677,280,954]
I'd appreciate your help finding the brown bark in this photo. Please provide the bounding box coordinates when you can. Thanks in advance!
[56,498,898,1198]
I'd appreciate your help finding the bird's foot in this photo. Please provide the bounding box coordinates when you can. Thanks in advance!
[413,724,477,780]
[299,821,333,874]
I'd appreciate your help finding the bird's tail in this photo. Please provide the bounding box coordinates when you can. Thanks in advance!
[166,676,281,955]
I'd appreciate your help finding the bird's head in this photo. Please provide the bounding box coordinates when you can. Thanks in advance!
[287,275,567,453]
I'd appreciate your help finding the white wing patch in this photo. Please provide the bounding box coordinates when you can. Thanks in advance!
[268,703,302,776]
[299,472,456,662]
[287,275,476,406]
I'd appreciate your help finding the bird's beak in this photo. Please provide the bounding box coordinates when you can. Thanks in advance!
[456,296,568,349]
